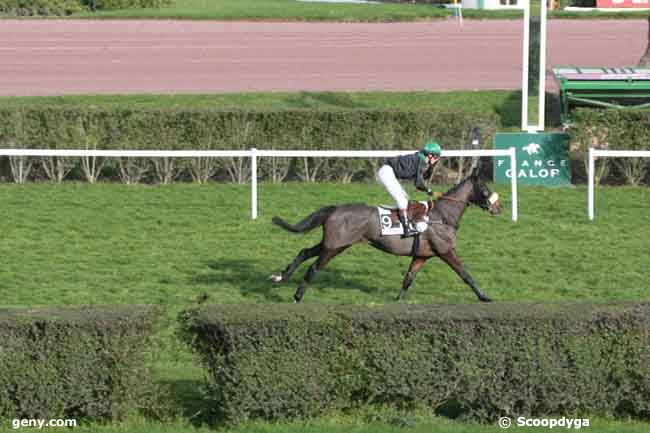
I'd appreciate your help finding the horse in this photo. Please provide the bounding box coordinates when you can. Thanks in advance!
[270,167,502,303]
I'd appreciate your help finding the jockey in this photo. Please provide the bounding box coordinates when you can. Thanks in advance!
[376,141,442,236]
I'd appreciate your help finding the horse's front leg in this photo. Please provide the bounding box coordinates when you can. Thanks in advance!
[439,249,492,302]
[397,256,428,301]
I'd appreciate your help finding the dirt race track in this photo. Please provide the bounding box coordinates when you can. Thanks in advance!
[0,19,646,96]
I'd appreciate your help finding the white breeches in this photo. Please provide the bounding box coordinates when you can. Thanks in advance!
[376,165,409,210]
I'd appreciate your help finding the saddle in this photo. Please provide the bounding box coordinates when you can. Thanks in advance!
[379,200,432,225]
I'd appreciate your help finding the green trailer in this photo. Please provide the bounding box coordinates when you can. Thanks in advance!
[552,67,650,124]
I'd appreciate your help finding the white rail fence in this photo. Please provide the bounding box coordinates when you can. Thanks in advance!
[0,148,519,222]
[588,148,650,220]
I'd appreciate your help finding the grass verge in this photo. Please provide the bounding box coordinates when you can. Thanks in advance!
[65,0,650,21]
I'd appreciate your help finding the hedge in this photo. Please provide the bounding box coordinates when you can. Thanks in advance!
[0,106,499,184]
[0,0,84,15]
[180,302,650,423]
[0,305,161,421]
[0,0,169,15]
[84,0,171,10]
[568,108,650,185]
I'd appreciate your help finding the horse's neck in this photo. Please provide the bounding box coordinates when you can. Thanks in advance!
[430,184,471,228]
[433,201,465,229]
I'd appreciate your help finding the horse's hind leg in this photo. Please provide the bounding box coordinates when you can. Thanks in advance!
[270,243,323,283]
[439,249,492,302]
[293,246,348,303]
[397,257,428,301]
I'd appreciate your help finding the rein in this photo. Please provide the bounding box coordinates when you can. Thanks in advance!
[437,195,469,206]
[426,194,472,230]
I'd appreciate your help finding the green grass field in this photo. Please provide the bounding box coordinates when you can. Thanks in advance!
[73,0,450,21]
[3,182,649,308]
[1,182,649,432]
[66,0,650,20]
[0,91,520,113]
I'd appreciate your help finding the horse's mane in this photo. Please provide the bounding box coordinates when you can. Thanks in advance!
[442,175,473,197]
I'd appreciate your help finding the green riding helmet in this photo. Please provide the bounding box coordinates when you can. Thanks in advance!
[419,141,442,160]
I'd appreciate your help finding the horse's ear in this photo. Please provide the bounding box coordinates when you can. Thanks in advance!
[471,166,480,179]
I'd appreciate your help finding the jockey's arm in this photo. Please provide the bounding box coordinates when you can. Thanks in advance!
[414,159,429,192]
[416,159,442,197]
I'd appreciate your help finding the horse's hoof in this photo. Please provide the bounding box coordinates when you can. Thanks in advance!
[479,295,492,303]
[269,274,283,283]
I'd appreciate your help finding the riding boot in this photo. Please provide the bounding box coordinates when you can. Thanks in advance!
[399,210,417,237]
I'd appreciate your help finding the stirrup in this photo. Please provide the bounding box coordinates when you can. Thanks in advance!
[399,212,417,237]
[402,226,418,238]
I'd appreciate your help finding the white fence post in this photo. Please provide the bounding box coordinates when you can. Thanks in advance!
[521,0,530,131]
[538,0,547,131]
[587,148,650,220]
[588,147,594,221]
[251,147,258,220]
[509,147,518,222]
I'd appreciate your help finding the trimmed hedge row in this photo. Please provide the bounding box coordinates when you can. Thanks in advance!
[0,107,498,151]
[180,303,650,423]
[0,0,169,15]
[568,108,650,185]
[0,305,161,421]
[0,0,84,15]
[86,0,170,9]
[0,106,499,184]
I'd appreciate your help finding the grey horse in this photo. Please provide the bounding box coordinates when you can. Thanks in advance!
[271,168,502,303]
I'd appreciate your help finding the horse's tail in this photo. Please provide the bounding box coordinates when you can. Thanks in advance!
[272,206,337,234]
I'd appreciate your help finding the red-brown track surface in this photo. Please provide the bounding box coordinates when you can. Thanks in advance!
[0,19,646,96]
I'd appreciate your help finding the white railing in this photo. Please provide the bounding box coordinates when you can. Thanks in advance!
[588,148,650,220]
[521,0,547,133]
[0,148,519,222]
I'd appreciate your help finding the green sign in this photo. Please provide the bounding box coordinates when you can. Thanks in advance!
[494,132,571,186]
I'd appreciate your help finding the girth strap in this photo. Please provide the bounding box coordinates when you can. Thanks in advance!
[411,233,420,257]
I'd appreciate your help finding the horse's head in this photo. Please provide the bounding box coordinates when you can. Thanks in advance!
[469,167,502,216]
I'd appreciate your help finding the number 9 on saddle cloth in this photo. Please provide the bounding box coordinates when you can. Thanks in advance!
[377,201,431,237]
